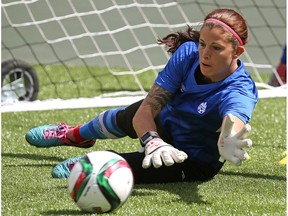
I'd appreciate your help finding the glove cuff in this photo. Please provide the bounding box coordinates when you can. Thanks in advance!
[140,131,160,146]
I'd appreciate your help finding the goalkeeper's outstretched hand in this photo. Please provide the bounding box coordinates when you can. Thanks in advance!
[142,138,188,169]
[218,114,252,166]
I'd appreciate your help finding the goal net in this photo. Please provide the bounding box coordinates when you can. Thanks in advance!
[1,0,286,112]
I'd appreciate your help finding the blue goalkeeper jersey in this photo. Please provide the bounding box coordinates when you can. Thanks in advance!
[156,41,258,167]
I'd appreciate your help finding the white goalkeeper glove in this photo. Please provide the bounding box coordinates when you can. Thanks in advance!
[142,138,188,169]
[218,114,252,166]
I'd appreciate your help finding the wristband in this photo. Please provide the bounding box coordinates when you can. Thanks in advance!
[140,131,160,146]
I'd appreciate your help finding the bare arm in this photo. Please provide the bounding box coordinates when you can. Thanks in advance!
[132,83,172,138]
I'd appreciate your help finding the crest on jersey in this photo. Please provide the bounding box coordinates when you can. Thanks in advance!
[197,102,207,114]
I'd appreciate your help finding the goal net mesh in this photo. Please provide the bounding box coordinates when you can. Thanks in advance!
[1,0,286,112]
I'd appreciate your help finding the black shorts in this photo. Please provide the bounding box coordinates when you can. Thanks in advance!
[114,100,222,184]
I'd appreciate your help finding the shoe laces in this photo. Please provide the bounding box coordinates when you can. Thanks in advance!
[43,123,71,141]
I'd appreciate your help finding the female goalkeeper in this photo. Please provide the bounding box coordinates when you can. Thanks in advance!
[26,8,258,184]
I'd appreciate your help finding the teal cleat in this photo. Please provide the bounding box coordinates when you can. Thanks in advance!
[25,123,72,148]
[25,123,96,148]
[51,155,84,178]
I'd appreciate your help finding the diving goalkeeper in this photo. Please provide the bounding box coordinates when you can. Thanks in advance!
[26,8,258,184]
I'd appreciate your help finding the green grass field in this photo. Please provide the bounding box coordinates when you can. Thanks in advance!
[2,97,286,215]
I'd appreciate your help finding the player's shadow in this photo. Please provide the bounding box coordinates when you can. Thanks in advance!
[2,152,68,167]
[41,182,207,216]
[5,152,285,215]
[218,170,286,181]
[41,209,88,215]
[132,181,207,205]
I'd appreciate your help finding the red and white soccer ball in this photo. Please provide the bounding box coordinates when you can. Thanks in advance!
[68,151,134,213]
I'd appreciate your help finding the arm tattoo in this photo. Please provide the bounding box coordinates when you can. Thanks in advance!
[143,84,172,112]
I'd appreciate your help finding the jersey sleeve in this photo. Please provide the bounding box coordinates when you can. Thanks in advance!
[219,90,258,124]
[155,41,198,93]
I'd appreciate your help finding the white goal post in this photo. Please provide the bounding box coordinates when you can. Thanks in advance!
[1,0,286,112]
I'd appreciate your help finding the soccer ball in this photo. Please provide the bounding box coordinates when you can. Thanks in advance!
[68,151,134,213]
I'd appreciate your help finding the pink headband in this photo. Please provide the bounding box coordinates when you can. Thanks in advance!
[205,18,244,45]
